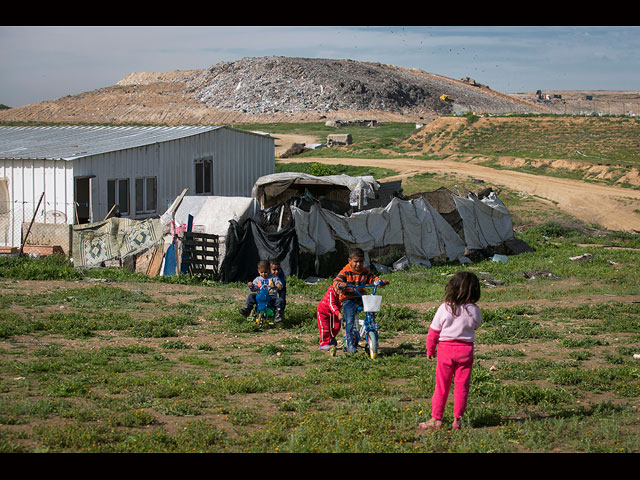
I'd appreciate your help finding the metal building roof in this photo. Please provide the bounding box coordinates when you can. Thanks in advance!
[0,125,226,161]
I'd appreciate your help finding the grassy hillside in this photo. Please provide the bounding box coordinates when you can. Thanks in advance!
[446,115,640,166]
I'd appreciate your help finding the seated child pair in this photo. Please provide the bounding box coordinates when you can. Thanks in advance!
[239,259,286,323]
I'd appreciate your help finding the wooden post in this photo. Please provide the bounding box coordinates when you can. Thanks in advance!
[20,192,45,256]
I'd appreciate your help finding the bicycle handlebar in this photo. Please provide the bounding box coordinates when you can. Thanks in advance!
[339,281,388,296]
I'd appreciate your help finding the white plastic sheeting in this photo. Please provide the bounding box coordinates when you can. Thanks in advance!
[171,196,260,236]
[454,192,513,250]
[291,192,514,267]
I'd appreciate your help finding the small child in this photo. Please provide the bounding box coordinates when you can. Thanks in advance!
[269,259,287,309]
[316,283,343,354]
[239,260,285,323]
[419,271,482,431]
[333,247,388,354]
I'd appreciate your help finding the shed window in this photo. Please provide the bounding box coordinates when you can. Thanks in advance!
[135,176,157,214]
[195,157,213,195]
[107,178,130,216]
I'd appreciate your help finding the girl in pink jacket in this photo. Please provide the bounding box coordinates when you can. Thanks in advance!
[317,283,343,354]
[420,271,482,431]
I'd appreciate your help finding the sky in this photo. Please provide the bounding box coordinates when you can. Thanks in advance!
[2,25,640,108]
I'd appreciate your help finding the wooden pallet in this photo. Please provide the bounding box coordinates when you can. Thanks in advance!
[181,232,220,279]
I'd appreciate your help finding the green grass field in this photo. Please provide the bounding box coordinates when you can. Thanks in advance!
[0,219,638,453]
[1,118,639,453]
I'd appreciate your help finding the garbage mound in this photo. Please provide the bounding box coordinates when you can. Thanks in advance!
[185,56,540,116]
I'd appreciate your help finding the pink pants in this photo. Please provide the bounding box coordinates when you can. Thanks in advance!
[431,341,474,420]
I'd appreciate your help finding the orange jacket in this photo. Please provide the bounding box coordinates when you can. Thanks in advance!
[332,263,382,302]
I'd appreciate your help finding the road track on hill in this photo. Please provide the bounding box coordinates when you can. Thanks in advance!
[279,155,640,232]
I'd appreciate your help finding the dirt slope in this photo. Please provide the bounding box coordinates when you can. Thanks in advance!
[0,57,546,125]
[279,155,640,232]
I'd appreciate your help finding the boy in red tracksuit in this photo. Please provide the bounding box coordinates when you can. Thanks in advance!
[317,283,343,354]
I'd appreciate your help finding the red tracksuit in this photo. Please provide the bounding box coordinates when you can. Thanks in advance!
[317,285,342,347]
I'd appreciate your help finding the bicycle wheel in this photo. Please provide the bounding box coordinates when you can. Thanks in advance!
[256,312,265,328]
[367,330,379,359]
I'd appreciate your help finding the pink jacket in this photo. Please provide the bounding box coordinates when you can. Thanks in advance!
[426,302,482,356]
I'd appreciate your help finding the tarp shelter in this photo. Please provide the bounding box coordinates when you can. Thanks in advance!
[252,172,379,210]
[291,192,515,267]
[170,196,260,237]
[453,192,513,250]
[220,218,299,283]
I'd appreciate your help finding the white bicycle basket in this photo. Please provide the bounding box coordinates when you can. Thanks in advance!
[362,294,382,312]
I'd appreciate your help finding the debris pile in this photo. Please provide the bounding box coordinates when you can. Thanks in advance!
[185,56,540,116]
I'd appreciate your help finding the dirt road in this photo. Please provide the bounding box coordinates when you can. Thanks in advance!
[278,154,640,232]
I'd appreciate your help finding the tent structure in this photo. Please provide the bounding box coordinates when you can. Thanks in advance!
[251,172,379,210]
[290,190,516,268]
[69,174,525,279]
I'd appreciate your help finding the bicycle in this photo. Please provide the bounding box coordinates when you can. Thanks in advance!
[342,281,386,359]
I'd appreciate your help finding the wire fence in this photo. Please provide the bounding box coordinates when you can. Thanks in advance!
[0,198,72,254]
[551,100,640,116]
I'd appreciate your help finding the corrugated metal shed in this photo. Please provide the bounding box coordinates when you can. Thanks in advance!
[0,125,221,160]
[0,125,270,161]
[0,125,275,249]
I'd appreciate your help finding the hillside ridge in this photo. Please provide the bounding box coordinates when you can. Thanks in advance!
[0,56,548,125]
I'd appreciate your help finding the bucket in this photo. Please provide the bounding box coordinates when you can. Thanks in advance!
[362,294,382,312]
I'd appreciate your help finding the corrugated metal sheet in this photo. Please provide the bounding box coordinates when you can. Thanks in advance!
[0,125,230,160]
[0,125,275,248]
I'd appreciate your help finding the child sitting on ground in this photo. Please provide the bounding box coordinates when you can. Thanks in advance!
[316,282,343,355]
[333,247,388,354]
[239,260,285,323]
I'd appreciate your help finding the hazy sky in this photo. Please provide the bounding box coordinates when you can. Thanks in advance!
[2,26,639,108]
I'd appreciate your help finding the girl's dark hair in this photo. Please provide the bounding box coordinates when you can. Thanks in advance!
[444,271,481,315]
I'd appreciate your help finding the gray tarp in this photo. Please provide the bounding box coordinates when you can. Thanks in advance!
[291,192,514,266]
[292,197,467,265]
[454,192,514,250]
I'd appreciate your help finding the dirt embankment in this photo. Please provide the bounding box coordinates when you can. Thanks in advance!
[279,154,640,232]
[0,57,545,125]
[402,116,640,187]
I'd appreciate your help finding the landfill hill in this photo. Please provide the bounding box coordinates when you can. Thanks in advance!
[0,56,549,125]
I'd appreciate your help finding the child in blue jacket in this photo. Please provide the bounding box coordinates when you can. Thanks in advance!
[239,260,285,322]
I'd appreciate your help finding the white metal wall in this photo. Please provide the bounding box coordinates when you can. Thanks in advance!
[0,158,74,247]
[0,126,273,248]
[72,126,274,223]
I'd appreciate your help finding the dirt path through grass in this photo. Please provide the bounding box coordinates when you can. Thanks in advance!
[279,156,640,232]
